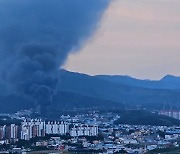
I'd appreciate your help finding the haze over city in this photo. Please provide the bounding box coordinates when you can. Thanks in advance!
[1,1,180,153]
[64,0,180,80]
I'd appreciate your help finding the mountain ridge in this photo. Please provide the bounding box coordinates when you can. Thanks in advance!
[57,70,180,110]
[1,69,180,113]
[95,73,180,90]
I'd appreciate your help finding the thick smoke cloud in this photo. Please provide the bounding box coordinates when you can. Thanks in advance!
[0,0,110,111]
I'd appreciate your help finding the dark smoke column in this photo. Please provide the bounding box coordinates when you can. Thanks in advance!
[0,0,110,114]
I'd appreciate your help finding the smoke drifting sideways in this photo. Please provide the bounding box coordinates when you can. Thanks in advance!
[0,0,110,111]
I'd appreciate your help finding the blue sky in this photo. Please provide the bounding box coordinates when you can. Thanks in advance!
[64,0,180,80]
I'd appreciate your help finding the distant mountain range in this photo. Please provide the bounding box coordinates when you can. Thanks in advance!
[57,70,180,110]
[97,74,180,90]
[1,69,180,113]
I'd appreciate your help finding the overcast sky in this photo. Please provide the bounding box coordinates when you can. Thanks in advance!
[63,0,180,80]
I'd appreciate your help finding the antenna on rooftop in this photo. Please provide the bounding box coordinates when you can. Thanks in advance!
[123,101,127,110]
[163,101,166,111]
[170,102,173,111]
[176,96,179,111]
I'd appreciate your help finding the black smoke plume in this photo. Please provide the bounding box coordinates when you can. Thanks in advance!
[0,0,110,112]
